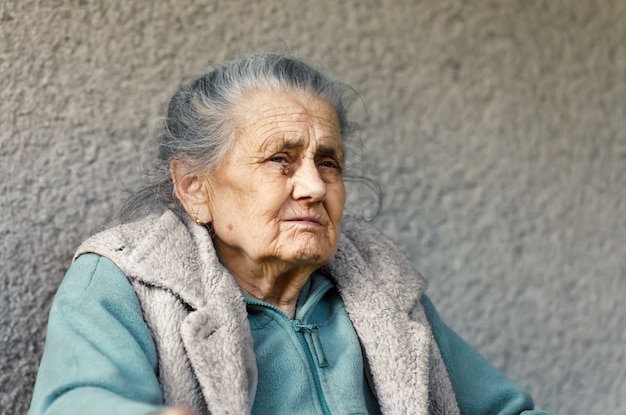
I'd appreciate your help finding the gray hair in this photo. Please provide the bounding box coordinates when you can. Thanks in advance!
[119,52,358,221]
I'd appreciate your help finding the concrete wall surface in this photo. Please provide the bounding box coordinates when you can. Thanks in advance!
[1,0,624,414]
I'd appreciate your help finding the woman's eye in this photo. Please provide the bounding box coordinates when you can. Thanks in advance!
[318,159,339,169]
[270,156,287,164]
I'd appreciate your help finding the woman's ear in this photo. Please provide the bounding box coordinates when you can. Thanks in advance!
[170,160,212,224]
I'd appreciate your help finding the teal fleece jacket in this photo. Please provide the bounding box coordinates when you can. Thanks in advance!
[30,254,549,415]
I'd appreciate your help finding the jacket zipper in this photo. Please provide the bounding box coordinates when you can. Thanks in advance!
[291,320,332,415]
[294,321,328,367]
[245,280,333,415]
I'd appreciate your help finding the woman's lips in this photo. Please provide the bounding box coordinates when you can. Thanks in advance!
[285,217,323,226]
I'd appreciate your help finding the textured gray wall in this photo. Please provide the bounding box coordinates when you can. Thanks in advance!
[1,1,624,414]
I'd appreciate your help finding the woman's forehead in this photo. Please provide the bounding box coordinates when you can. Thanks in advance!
[240,89,337,122]
[236,90,343,150]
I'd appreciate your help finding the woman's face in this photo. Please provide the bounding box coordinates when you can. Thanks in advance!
[205,90,346,276]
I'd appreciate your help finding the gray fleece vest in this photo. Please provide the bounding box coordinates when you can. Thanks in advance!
[75,211,460,415]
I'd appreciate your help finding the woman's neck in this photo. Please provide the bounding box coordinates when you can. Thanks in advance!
[223,257,317,319]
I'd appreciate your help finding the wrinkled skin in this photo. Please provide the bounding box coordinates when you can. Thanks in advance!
[173,89,346,317]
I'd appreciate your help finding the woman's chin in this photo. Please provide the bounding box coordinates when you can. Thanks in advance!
[280,243,335,267]
[284,234,336,261]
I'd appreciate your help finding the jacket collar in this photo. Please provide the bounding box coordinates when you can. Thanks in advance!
[76,210,229,309]
[322,220,433,413]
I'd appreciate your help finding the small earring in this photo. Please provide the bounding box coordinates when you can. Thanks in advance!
[195,218,204,226]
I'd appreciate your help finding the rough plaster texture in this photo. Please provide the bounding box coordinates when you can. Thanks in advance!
[1,1,624,414]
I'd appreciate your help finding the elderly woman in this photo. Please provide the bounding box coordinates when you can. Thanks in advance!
[29,52,550,415]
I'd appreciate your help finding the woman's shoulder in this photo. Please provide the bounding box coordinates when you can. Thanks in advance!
[53,253,149,339]
[75,212,177,260]
[30,252,163,415]
[61,253,136,297]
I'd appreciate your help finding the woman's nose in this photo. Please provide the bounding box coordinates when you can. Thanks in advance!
[291,160,327,202]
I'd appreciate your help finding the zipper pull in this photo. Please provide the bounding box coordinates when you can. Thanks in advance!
[294,321,329,368]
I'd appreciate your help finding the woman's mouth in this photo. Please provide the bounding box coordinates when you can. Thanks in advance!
[285,217,323,226]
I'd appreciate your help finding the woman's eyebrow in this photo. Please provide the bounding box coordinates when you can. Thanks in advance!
[259,136,305,153]
[316,143,344,161]
[259,135,343,159]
